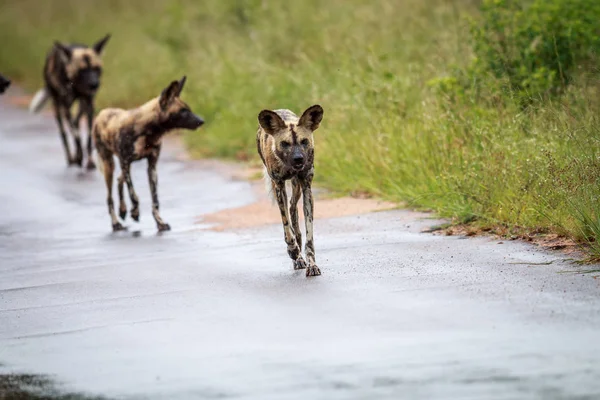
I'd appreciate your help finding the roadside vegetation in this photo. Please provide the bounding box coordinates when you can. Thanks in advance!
[1,0,599,257]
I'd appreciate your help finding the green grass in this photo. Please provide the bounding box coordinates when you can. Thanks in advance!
[1,0,599,258]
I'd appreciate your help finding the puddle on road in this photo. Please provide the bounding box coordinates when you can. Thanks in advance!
[0,373,109,400]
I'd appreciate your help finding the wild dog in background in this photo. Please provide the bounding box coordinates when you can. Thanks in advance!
[93,76,204,232]
[0,73,11,94]
[29,34,111,169]
[257,105,324,277]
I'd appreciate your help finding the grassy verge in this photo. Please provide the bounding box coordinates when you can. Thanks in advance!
[1,0,599,258]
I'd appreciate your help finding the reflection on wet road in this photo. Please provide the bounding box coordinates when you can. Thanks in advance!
[1,99,600,399]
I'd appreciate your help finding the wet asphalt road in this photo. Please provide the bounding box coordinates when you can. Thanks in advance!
[1,97,600,400]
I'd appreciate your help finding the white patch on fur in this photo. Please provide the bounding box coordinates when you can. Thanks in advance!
[29,88,49,114]
[95,152,104,175]
[263,166,291,205]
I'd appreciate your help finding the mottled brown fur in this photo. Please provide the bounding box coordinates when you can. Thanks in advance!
[256,105,324,277]
[40,34,110,169]
[93,76,204,232]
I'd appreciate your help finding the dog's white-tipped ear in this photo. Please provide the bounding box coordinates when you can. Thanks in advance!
[93,34,111,55]
[54,41,72,62]
[159,80,180,110]
[176,76,187,96]
[258,110,286,135]
[298,104,324,131]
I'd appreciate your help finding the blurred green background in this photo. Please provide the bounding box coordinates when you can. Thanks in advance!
[1,0,600,256]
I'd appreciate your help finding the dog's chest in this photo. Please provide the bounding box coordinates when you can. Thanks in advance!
[132,135,160,159]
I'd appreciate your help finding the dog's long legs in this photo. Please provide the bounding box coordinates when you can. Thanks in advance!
[75,100,96,170]
[147,151,170,232]
[120,161,140,222]
[101,154,124,231]
[53,102,73,166]
[64,107,83,167]
[289,177,303,259]
[84,100,96,170]
[301,175,320,276]
[274,179,306,270]
[117,173,127,221]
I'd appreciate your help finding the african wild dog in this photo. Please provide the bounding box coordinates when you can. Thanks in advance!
[29,34,111,169]
[0,73,10,94]
[93,76,204,232]
[257,105,324,277]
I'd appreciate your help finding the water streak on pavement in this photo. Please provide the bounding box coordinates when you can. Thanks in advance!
[1,98,600,399]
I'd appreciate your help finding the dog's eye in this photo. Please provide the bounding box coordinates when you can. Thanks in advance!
[301,139,310,146]
[280,141,291,149]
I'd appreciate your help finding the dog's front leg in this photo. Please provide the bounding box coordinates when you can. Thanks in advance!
[147,152,170,232]
[301,176,320,276]
[274,180,306,270]
[82,100,96,170]
[52,102,73,166]
[289,177,303,257]
[64,107,83,167]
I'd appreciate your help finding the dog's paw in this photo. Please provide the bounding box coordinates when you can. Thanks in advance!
[112,222,127,232]
[131,208,140,222]
[306,264,321,277]
[86,159,96,170]
[157,223,171,232]
[70,155,83,167]
[119,207,127,221]
[293,258,307,270]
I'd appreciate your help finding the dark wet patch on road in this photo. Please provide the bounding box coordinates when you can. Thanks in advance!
[0,372,110,399]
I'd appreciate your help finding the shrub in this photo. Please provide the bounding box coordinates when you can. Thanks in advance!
[462,0,600,101]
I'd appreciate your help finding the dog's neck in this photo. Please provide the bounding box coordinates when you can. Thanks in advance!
[133,99,176,138]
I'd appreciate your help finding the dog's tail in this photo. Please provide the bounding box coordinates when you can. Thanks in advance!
[263,167,292,205]
[29,88,49,114]
[95,151,105,175]
[92,124,105,175]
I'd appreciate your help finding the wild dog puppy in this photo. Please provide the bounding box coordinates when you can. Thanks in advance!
[257,105,324,277]
[29,34,111,169]
[93,76,204,232]
[0,73,10,94]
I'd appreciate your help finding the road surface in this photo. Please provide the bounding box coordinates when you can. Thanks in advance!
[1,96,600,399]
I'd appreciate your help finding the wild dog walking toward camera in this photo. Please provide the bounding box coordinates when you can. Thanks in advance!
[93,76,204,232]
[0,73,11,94]
[257,105,324,277]
[29,34,111,169]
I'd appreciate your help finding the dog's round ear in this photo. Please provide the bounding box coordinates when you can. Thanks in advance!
[54,41,72,61]
[93,34,111,55]
[176,76,187,97]
[298,105,324,132]
[258,110,286,135]
[159,80,180,110]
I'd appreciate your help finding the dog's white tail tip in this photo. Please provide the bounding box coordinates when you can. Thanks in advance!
[29,88,49,114]
[95,152,104,175]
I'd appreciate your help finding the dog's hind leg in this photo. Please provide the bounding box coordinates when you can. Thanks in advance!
[120,160,140,222]
[52,102,73,166]
[289,177,303,264]
[147,151,170,232]
[117,173,127,221]
[274,179,306,270]
[101,154,124,231]
[301,175,320,277]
